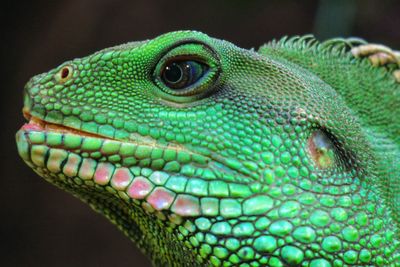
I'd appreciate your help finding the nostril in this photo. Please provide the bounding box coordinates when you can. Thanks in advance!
[55,65,73,83]
[61,67,70,79]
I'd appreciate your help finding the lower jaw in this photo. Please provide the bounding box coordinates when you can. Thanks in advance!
[15,127,266,220]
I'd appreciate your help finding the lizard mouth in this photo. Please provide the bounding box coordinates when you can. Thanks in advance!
[21,107,104,138]
[18,108,257,186]
[17,107,214,173]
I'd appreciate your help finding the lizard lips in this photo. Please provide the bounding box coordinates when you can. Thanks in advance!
[21,112,102,138]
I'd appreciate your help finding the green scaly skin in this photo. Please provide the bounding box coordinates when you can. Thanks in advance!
[16,31,400,266]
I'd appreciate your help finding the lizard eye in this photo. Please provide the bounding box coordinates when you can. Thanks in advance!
[162,60,208,90]
[55,65,73,83]
[153,42,220,102]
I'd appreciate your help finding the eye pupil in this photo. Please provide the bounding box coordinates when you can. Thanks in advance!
[164,63,183,84]
[61,67,70,79]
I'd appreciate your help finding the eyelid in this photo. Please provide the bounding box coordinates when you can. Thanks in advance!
[162,55,208,65]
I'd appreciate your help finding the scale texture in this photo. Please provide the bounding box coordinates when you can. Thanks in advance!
[16,31,400,266]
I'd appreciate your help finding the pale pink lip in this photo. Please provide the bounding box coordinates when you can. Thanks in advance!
[21,109,103,138]
[21,122,44,131]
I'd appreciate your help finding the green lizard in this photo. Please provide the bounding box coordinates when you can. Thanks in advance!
[16,31,400,266]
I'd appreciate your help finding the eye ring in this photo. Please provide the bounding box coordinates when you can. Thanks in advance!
[153,42,220,102]
[55,65,74,83]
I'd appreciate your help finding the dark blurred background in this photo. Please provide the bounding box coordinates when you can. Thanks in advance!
[2,0,399,266]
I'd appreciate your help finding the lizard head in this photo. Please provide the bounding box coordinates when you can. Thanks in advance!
[17,31,399,266]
